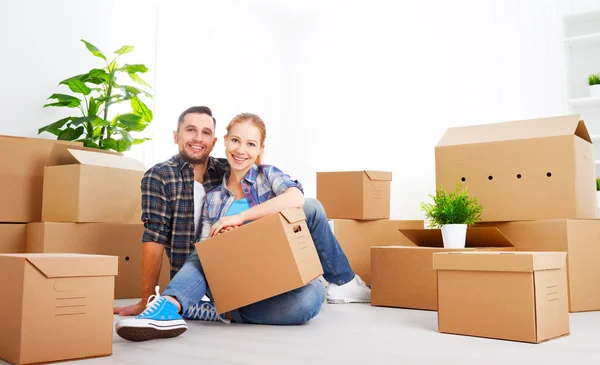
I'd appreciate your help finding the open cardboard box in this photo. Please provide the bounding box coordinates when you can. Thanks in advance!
[435,115,597,222]
[370,227,515,310]
[41,144,146,224]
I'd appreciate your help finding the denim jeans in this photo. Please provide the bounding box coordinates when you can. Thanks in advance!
[162,197,354,324]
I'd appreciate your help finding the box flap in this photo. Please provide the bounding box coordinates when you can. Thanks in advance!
[45,143,121,167]
[67,149,147,171]
[432,251,567,272]
[436,115,590,147]
[364,171,392,181]
[280,207,307,224]
[398,227,514,248]
[20,253,118,278]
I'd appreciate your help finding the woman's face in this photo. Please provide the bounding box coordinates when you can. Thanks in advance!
[224,120,263,173]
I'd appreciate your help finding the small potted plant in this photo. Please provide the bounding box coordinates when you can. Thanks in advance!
[420,183,483,248]
[588,73,600,98]
[596,178,600,205]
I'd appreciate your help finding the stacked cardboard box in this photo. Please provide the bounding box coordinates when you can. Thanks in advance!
[316,171,424,286]
[0,136,82,255]
[27,143,171,299]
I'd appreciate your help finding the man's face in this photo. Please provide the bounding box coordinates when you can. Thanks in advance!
[173,113,217,165]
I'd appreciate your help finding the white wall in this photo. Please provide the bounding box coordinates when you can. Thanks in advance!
[0,0,114,139]
[284,0,600,220]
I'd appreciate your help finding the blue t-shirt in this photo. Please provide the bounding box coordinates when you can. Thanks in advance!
[226,198,251,217]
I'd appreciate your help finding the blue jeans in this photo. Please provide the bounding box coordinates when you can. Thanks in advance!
[162,198,354,324]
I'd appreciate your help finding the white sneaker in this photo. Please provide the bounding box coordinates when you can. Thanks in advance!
[326,275,371,304]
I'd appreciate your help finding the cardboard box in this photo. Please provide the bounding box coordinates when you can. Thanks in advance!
[0,135,81,222]
[0,253,118,365]
[433,251,570,343]
[370,227,515,310]
[0,224,26,253]
[26,222,171,299]
[317,171,392,220]
[329,219,423,285]
[478,219,600,312]
[435,115,597,222]
[41,144,146,224]
[196,208,323,314]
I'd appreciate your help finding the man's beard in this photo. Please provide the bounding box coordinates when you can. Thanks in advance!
[179,149,208,165]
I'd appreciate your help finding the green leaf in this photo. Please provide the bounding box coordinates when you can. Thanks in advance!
[132,138,151,145]
[117,113,145,131]
[128,72,151,87]
[67,79,92,95]
[91,117,109,127]
[71,115,97,126]
[38,117,73,135]
[131,97,153,122]
[81,39,106,61]
[57,126,84,141]
[92,127,103,138]
[43,100,80,108]
[103,138,131,152]
[87,68,110,84]
[121,85,152,98]
[119,64,148,74]
[108,59,118,73]
[88,98,98,116]
[59,73,88,86]
[83,139,100,148]
[113,45,134,56]
[120,129,133,143]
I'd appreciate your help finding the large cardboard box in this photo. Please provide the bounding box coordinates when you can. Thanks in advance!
[41,144,146,224]
[435,115,597,222]
[26,222,171,299]
[196,208,323,314]
[433,251,570,343]
[317,171,392,220]
[370,227,515,310]
[0,253,118,365]
[479,219,600,312]
[0,224,26,253]
[329,219,423,285]
[0,135,80,222]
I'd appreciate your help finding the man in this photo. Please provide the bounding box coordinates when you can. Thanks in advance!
[114,106,370,319]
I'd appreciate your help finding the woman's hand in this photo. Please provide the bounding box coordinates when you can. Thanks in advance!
[210,213,245,237]
[216,226,239,235]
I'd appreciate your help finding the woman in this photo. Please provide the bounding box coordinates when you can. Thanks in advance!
[116,113,329,342]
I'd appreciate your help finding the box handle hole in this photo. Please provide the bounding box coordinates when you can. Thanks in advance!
[293,225,302,233]
[517,174,522,179]
[547,172,552,177]
[488,175,493,180]
[125,256,130,261]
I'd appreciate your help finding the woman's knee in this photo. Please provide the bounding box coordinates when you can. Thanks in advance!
[294,280,326,324]
[303,198,326,220]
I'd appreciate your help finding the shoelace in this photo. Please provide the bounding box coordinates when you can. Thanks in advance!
[140,286,163,317]
[187,302,230,324]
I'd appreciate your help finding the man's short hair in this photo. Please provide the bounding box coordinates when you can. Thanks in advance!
[177,106,216,132]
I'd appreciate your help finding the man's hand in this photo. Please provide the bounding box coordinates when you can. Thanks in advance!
[114,299,147,316]
[209,214,245,237]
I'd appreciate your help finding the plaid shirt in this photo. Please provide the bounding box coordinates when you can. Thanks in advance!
[141,155,229,277]
[199,164,303,242]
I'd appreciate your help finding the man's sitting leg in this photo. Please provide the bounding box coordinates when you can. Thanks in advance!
[302,198,371,304]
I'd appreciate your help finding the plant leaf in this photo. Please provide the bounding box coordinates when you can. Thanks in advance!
[120,129,133,143]
[81,39,107,61]
[67,79,92,95]
[119,64,148,74]
[117,113,146,131]
[121,85,152,98]
[81,138,100,148]
[113,45,134,56]
[131,97,153,122]
[71,115,97,126]
[128,72,151,87]
[59,73,89,86]
[38,117,73,135]
[43,100,80,108]
[108,59,118,73]
[103,138,131,152]
[132,138,151,145]
[88,98,98,116]
[90,116,109,127]
[57,126,84,141]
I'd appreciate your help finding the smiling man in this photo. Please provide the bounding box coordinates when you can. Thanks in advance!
[114,106,370,322]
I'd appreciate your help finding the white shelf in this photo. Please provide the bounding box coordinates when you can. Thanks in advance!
[568,96,600,108]
[565,32,600,47]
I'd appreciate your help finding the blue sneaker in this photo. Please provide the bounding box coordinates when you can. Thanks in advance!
[116,287,188,342]
[183,300,230,323]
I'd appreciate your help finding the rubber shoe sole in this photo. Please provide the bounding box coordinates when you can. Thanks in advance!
[116,319,187,342]
[327,297,371,304]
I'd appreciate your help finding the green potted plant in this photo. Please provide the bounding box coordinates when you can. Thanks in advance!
[38,39,153,152]
[596,178,600,206]
[420,183,483,248]
[588,73,600,98]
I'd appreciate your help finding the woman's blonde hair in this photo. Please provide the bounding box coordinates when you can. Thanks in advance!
[225,113,267,165]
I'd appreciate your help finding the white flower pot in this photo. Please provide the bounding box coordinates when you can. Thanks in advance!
[589,84,600,98]
[441,224,467,249]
